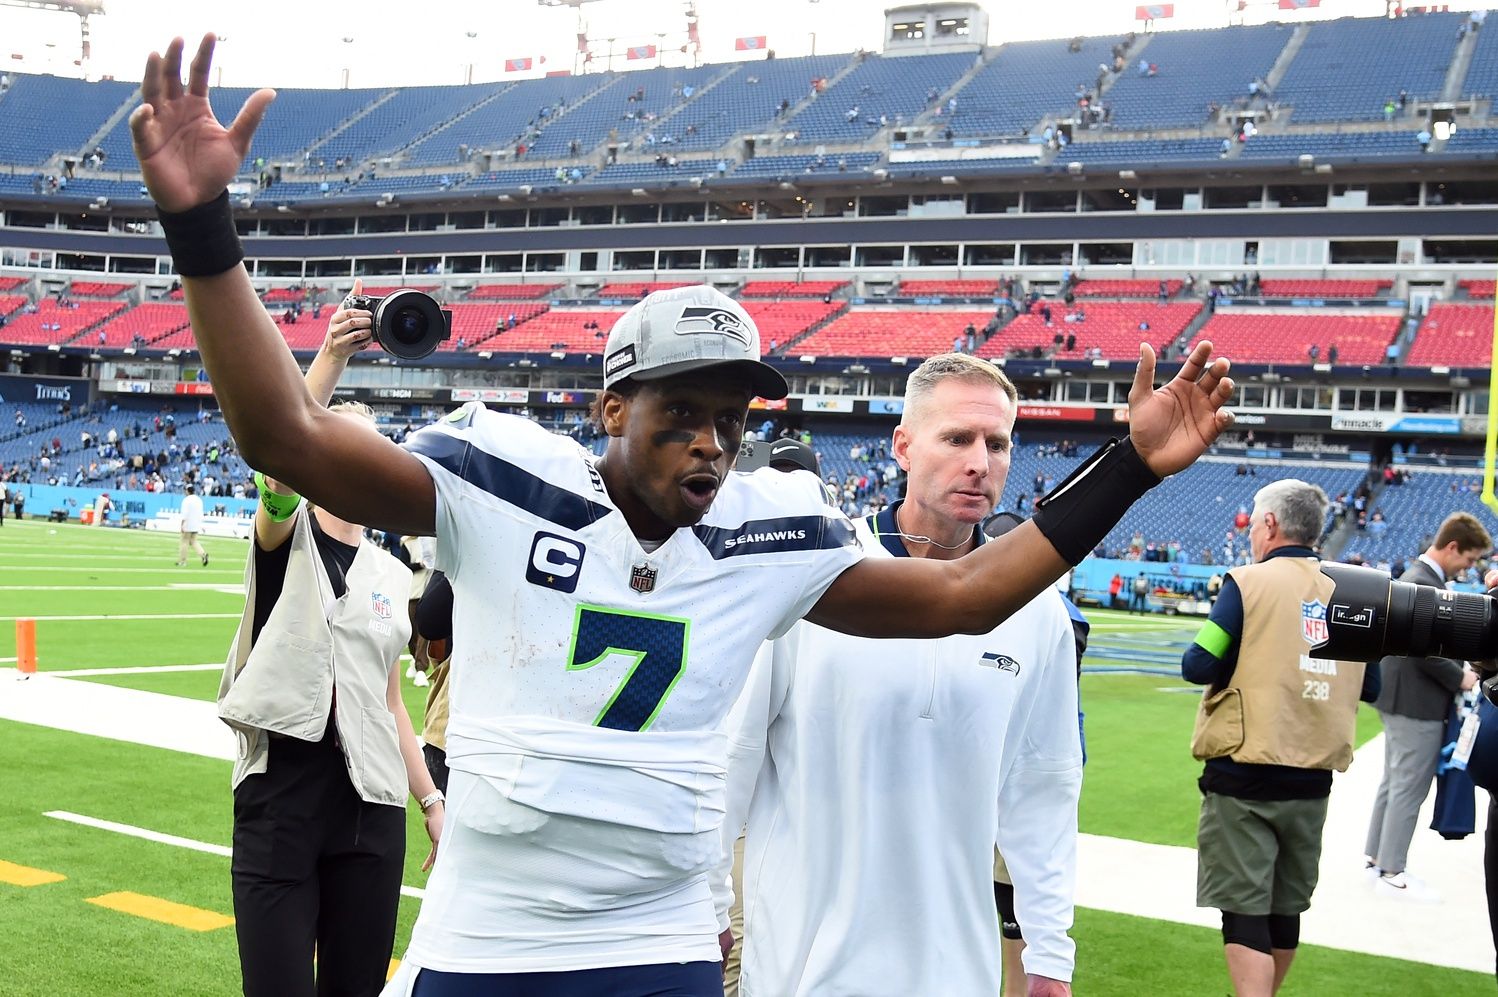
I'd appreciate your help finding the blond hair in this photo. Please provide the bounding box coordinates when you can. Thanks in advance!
[901,353,1016,428]
[328,400,377,426]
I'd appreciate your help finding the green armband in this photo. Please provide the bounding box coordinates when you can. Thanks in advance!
[253,471,302,523]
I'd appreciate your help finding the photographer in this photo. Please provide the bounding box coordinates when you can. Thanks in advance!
[217,293,443,997]
[1182,480,1379,997]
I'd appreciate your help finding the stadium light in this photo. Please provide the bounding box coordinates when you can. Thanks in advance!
[799,355,816,364]
[1118,169,1138,181]
[631,188,648,196]
[891,356,909,365]
[478,350,493,359]
[1066,162,1083,176]
[550,351,567,359]
[940,175,959,185]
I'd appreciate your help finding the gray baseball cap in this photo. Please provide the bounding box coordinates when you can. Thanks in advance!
[602,285,789,400]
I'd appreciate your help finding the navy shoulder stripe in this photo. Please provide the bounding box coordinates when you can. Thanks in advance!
[694,514,859,559]
[405,431,610,532]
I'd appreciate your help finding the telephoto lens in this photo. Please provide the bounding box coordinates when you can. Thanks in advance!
[1315,561,1497,662]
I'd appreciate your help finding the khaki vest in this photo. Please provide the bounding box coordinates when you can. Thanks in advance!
[422,653,451,752]
[218,505,414,803]
[1191,555,1365,771]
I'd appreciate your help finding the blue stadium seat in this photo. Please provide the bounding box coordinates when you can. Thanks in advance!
[782,52,974,144]
[665,54,854,152]
[1274,14,1462,123]
[1104,24,1292,129]
[0,74,137,167]
[402,75,614,165]
[524,64,722,158]
[947,36,1123,137]
[1238,130,1424,161]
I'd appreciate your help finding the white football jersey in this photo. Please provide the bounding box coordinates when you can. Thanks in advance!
[395,404,862,975]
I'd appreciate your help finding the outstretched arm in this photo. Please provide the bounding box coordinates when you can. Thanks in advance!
[810,341,1233,637]
[131,35,433,535]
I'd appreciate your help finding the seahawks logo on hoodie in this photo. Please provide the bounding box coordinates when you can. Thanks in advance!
[979,652,1021,675]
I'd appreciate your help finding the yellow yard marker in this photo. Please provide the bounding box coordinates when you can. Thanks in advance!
[85,891,234,932]
[0,859,65,887]
[388,960,401,981]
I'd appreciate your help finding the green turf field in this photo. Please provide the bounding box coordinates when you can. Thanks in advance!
[0,519,1487,995]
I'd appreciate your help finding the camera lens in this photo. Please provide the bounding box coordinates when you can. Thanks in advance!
[370,289,450,360]
[391,307,428,345]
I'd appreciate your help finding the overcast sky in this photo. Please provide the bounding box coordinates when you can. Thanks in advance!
[2,0,1419,89]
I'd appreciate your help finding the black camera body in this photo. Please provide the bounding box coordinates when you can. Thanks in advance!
[343,288,452,361]
[1317,561,1497,662]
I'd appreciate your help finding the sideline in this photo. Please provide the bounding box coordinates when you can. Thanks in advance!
[2,668,1492,975]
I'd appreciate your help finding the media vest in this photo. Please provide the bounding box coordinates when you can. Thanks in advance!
[218,505,413,804]
[1191,555,1365,771]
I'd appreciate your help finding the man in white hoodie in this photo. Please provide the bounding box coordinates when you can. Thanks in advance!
[715,354,1083,996]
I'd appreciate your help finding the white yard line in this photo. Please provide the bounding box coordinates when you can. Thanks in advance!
[42,810,425,900]
[56,663,223,677]
[2,668,1490,975]
[0,585,241,592]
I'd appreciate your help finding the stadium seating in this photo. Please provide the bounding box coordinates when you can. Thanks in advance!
[595,282,693,299]
[1341,473,1491,566]
[895,280,998,298]
[1239,131,1423,161]
[357,285,438,296]
[794,309,994,358]
[1441,126,1498,155]
[1406,302,1494,366]
[525,64,723,157]
[783,52,974,144]
[311,84,505,165]
[1191,310,1401,364]
[0,74,138,166]
[0,299,127,346]
[977,302,1202,361]
[1273,13,1462,122]
[467,283,563,300]
[1103,24,1293,129]
[1060,138,1225,165]
[1073,280,1182,298]
[68,281,132,298]
[0,276,26,292]
[1461,16,1498,102]
[1460,279,1497,298]
[730,152,880,178]
[944,37,1120,137]
[0,293,28,319]
[667,54,854,152]
[739,280,847,298]
[1256,279,1391,298]
[91,303,190,348]
[742,301,844,351]
[443,302,549,351]
[578,159,720,185]
[883,155,1042,178]
[403,75,611,165]
[464,167,596,189]
[480,309,625,353]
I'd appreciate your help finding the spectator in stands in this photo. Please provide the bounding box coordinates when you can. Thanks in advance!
[1327,344,1338,365]
[1365,513,1489,899]
[1307,344,1320,362]
[1416,127,1432,152]
[1383,99,1396,123]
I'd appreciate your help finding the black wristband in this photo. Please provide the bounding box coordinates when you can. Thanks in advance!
[1032,437,1160,565]
[157,190,244,278]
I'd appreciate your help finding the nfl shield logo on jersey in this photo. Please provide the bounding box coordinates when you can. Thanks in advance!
[1301,599,1329,646]
[630,563,657,594]
[371,592,393,620]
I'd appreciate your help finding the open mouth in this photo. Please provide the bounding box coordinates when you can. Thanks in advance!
[680,474,720,512]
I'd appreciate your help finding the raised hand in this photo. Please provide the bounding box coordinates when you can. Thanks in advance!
[130,34,274,212]
[323,278,374,360]
[1127,340,1235,478]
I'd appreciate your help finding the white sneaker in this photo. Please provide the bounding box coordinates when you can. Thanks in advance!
[412,671,430,688]
[405,662,417,679]
[1377,870,1442,903]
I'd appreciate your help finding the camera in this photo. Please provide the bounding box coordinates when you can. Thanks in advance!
[342,289,452,361]
[1315,561,1497,662]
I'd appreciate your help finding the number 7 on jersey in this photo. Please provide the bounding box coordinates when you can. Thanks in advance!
[566,605,690,732]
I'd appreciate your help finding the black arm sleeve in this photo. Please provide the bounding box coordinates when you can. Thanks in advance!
[415,571,453,641]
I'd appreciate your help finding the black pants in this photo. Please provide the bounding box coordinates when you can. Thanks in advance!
[231,730,406,997]
[411,962,725,997]
[1487,794,1498,983]
[423,743,449,795]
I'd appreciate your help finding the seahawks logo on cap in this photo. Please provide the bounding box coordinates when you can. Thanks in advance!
[675,306,751,345]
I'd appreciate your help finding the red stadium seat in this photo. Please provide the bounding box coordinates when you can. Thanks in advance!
[0,299,128,346]
[1072,279,1182,298]
[92,303,191,347]
[739,280,847,298]
[896,280,999,297]
[1191,310,1400,364]
[742,301,844,351]
[596,282,694,299]
[67,281,133,298]
[467,283,564,300]
[1407,303,1495,367]
[0,276,27,292]
[1256,279,1391,298]
[976,302,1202,360]
[1459,279,1497,300]
[481,309,626,353]
[797,310,996,358]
